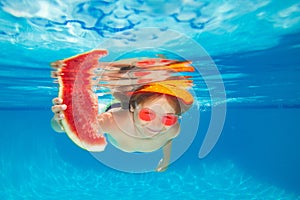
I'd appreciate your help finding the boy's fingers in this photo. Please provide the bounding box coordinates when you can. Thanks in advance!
[51,104,67,113]
[52,98,63,105]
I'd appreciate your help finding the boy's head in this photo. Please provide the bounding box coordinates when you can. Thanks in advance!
[127,83,194,136]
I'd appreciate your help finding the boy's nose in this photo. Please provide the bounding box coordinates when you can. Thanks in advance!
[150,117,164,130]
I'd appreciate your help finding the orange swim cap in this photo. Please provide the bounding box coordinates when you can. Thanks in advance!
[136,83,193,105]
[130,81,194,113]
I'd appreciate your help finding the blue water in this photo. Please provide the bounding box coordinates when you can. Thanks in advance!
[1,0,300,199]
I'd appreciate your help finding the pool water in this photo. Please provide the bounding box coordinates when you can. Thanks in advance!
[1,0,300,199]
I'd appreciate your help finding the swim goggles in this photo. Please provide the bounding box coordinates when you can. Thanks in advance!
[138,108,179,126]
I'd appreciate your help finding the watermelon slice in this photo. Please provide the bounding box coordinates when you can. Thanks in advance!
[51,50,108,152]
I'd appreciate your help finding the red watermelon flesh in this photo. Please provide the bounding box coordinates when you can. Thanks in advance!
[52,50,108,151]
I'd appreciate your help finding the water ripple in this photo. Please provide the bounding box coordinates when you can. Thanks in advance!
[1,0,300,55]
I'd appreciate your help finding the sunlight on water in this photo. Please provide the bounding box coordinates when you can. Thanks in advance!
[0,0,300,54]
[0,0,300,108]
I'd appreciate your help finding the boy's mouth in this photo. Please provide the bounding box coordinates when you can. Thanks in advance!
[145,127,164,135]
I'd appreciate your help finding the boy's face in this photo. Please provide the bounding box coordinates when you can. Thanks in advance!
[134,96,178,137]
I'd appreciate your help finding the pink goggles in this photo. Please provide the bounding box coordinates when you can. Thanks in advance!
[138,108,178,126]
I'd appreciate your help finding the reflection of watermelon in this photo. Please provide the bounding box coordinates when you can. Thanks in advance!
[52,50,108,151]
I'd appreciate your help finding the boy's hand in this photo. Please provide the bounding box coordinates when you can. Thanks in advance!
[51,97,67,133]
[51,97,67,121]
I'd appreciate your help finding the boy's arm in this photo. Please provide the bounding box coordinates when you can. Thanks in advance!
[156,139,173,172]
